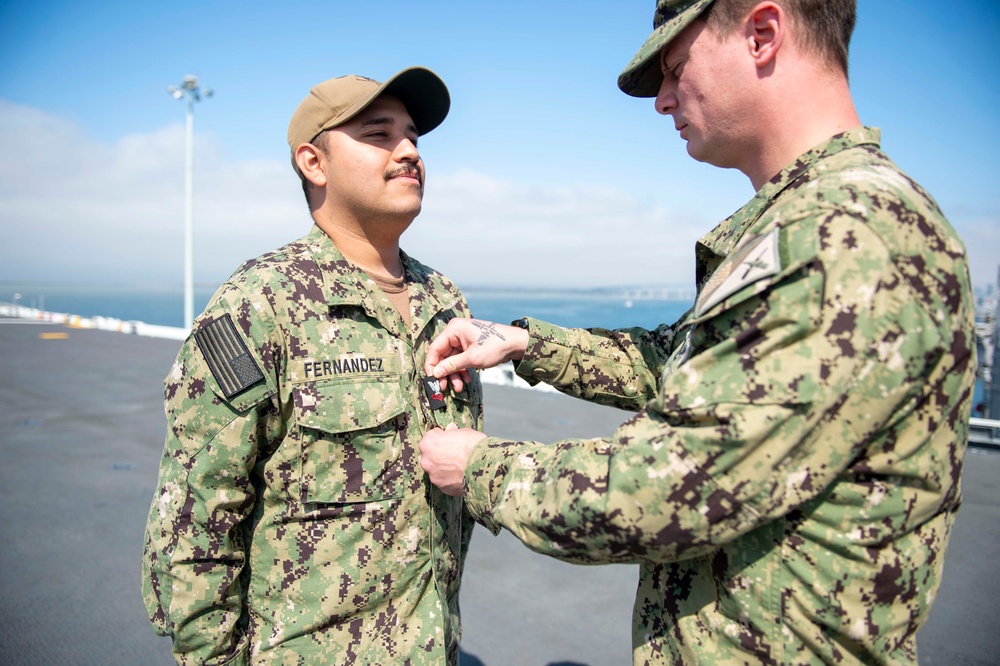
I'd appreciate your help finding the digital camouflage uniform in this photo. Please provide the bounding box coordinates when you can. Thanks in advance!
[463,128,975,665]
[142,224,482,665]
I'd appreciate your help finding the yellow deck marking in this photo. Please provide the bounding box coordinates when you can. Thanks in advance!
[39,332,69,340]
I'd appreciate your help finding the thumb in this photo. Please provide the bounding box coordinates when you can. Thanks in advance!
[445,423,459,431]
[432,353,470,379]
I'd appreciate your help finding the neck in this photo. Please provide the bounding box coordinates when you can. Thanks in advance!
[314,215,408,280]
[744,66,861,191]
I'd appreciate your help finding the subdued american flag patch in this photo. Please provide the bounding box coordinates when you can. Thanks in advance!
[194,313,264,398]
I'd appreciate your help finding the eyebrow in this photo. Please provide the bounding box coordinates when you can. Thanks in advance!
[662,44,678,68]
[360,116,419,136]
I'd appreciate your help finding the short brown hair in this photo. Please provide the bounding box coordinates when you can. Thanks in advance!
[704,0,856,75]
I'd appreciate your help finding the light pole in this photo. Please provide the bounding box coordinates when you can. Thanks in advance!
[167,75,212,330]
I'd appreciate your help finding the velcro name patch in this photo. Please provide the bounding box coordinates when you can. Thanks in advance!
[194,313,265,398]
[290,355,394,383]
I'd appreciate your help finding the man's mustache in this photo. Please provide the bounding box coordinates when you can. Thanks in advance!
[385,165,423,185]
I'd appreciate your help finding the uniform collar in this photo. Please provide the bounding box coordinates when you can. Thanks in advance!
[694,126,882,285]
[305,224,460,338]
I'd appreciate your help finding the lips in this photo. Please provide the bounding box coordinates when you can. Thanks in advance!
[386,165,423,187]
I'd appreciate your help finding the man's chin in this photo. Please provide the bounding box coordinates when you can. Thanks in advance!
[685,141,718,167]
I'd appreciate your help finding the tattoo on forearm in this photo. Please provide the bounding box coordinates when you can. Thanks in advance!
[472,321,507,346]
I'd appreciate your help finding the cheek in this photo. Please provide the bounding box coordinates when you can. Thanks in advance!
[678,81,706,119]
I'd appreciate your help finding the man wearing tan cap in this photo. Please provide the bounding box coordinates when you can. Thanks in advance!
[419,1,975,664]
[142,67,482,665]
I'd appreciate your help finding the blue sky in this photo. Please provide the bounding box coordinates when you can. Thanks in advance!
[1,0,998,290]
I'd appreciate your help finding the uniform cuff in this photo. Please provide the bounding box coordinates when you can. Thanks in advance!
[512,318,574,387]
[462,436,518,535]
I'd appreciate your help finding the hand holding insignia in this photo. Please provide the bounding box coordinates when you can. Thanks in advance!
[425,318,529,393]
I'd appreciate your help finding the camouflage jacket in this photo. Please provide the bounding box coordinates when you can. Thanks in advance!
[463,128,975,665]
[142,225,482,665]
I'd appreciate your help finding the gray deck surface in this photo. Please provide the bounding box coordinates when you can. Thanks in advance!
[0,320,996,665]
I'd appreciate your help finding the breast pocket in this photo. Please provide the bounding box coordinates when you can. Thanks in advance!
[294,377,406,505]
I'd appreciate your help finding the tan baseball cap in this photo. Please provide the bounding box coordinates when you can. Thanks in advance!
[617,0,717,98]
[287,66,450,173]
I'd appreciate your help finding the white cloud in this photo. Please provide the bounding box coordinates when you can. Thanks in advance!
[0,100,705,290]
[0,100,303,285]
[410,170,703,288]
[1,100,993,294]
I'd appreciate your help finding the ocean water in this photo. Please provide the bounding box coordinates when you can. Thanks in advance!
[0,282,691,332]
[2,281,985,408]
[467,289,691,332]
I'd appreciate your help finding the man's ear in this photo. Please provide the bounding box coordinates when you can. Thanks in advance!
[746,2,784,68]
[295,143,328,187]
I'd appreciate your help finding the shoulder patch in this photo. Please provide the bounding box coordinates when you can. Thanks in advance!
[696,229,781,317]
[194,313,265,399]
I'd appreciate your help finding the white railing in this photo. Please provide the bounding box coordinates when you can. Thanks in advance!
[969,417,1000,449]
[0,303,188,340]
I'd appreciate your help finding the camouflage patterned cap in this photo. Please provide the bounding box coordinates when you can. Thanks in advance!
[618,0,717,98]
[287,66,450,174]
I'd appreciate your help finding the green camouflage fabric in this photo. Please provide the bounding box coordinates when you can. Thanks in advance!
[463,127,975,665]
[618,0,717,98]
[142,224,482,665]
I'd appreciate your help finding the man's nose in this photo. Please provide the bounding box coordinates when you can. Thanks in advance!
[395,137,419,161]
[655,78,676,116]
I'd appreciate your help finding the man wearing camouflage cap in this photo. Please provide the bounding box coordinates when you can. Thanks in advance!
[419,1,975,664]
[142,67,482,664]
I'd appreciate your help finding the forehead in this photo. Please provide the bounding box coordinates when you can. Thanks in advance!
[663,16,710,61]
[344,94,415,129]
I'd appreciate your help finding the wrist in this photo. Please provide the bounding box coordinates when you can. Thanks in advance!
[508,318,530,361]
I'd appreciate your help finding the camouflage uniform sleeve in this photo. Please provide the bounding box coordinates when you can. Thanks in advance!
[513,317,683,411]
[465,211,945,563]
[142,283,279,665]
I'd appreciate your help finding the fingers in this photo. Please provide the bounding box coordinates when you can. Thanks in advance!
[424,317,519,393]
[431,353,473,380]
[418,426,485,496]
[424,321,471,376]
[445,370,471,394]
[424,346,445,377]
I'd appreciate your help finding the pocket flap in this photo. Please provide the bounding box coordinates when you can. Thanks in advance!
[295,376,404,435]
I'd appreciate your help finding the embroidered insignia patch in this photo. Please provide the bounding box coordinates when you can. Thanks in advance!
[696,229,781,317]
[194,313,265,399]
[421,376,446,410]
[661,328,694,381]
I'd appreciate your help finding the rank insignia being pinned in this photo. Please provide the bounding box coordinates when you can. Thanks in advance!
[421,376,446,410]
[194,313,265,399]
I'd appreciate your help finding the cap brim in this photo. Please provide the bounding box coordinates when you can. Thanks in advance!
[617,0,715,98]
[310,66,451,141]
[379,66,451,136]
